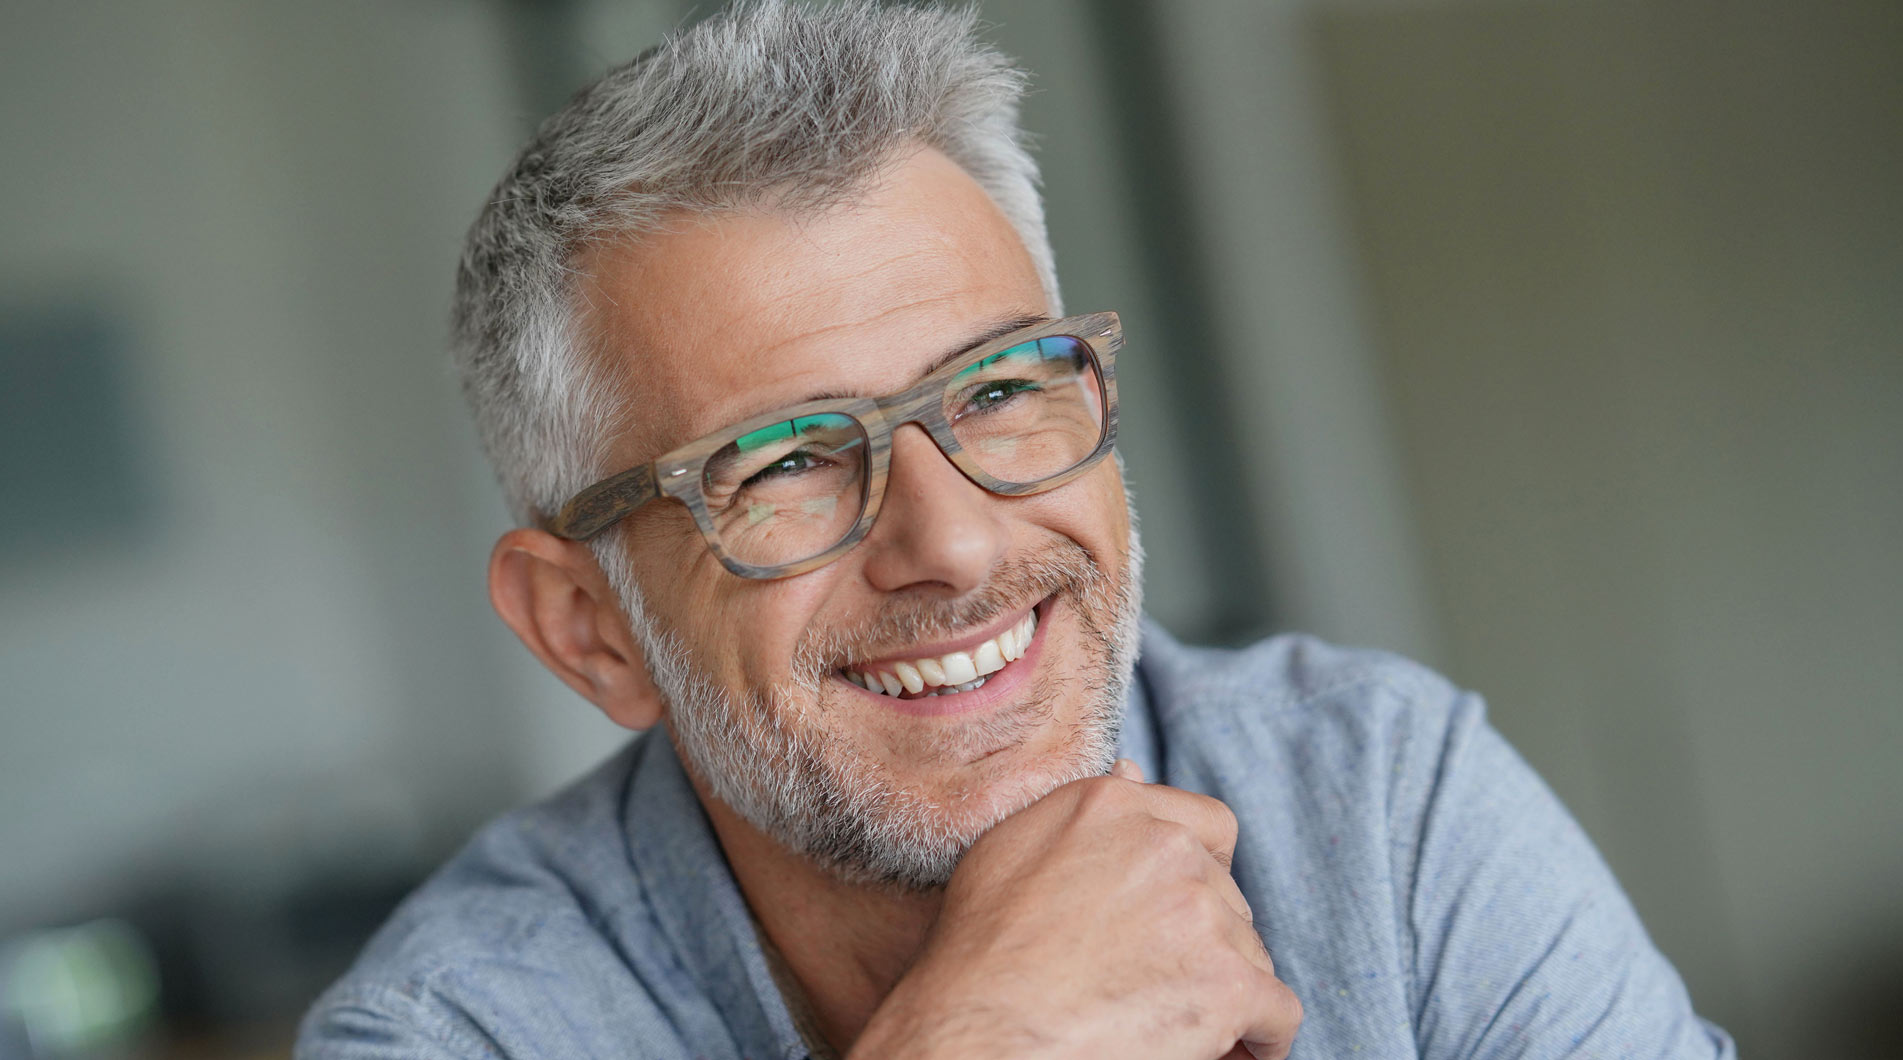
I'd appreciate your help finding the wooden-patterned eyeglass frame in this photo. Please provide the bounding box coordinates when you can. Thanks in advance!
[544,311,1122,580]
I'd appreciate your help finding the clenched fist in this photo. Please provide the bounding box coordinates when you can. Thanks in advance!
[851,760,1303,1060]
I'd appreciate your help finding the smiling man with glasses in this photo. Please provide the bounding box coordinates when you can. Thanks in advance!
[298,4,1732,1059]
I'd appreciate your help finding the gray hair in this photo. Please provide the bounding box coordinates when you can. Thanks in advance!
[450,0,1061,535]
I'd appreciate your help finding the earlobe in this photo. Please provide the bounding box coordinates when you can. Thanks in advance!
[487,528,666,731]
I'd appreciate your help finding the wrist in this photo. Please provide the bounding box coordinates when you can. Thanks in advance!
[849,962,1056,1060]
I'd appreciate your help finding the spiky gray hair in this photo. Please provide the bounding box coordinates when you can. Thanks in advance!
[450,0,1060,530]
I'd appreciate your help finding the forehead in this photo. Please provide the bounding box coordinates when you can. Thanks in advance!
[576,147,1048,462]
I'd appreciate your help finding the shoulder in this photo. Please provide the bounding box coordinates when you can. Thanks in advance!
[296,740,691,1059]
[1139,623,1735,1057]
[1135,621,1488,932]
[1137,620,1460,718]
[1136,619,1473,792]
[347,740,646,980]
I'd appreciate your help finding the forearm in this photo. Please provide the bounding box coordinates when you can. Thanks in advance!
[848,976,1058,1060]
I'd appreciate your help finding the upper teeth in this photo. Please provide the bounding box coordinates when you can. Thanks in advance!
[846,610,1037,697]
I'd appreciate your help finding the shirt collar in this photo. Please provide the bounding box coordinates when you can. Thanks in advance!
[1118,630,1165,779]
[622,733,809,1060]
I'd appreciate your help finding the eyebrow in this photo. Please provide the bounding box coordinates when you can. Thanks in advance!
[797,311,1053,405]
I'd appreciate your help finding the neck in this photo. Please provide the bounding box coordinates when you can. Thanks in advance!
[696,783,942,1055]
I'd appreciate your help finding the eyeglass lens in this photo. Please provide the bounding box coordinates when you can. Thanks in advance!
[699,334,1105,568]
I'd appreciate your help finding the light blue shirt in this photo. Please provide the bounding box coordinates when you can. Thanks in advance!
[297,622,1734,1058]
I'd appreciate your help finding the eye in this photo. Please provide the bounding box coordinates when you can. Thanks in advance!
[959,378,1040,416]
[742,448,825,487]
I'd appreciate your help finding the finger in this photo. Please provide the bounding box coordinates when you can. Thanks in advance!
[1201,854,1260,932]
[1222,908,1276,976]
[1111,757,1145,782]
[1236,974,1303,1060]
[1130,785,1240,867]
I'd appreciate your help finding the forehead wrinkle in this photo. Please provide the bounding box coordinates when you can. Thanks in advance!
[677,295,1047,442]
[576,148,1045,469]
[584,219,954,378]
[633,221,1033,437]
[735,232,998,337]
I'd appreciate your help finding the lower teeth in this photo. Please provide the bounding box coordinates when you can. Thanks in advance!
[842,671,994,698]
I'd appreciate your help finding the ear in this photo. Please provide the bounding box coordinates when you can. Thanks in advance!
[487,528,665,731]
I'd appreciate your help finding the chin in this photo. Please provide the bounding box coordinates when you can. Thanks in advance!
[921,708,1109,806]
[668,532,1142,891]
[812,698,1121,891]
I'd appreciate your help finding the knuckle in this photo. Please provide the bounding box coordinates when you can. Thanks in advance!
[1213,960,1271,1024]
[1171,884,1235,937]
[1236,976,1302,1060]
[1146,820,1204,862]
[1208,806,1240,857]
[1070,774,1128,817]
[1206,795,1239,836]
[1178,788,1236,830]
[1159,880,1214,931]
[1189,886,1228,928]
[1172,790,1238,860]
[1264,974,1303,1027]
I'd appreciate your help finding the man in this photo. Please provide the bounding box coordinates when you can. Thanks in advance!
[300,3,1733,1057]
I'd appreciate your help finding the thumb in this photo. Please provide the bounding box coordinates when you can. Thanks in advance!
[1111,757,1146,783]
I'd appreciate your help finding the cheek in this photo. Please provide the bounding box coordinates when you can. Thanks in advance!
[1037,463,1130,558]
[654,564,845,684]
[621,534,750,665]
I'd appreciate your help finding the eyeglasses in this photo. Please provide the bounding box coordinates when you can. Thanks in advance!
[545,312,1122,579]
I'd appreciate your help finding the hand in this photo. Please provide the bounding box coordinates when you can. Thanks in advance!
[851,760,1303,1060]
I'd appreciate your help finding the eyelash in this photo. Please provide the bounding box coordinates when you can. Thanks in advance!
[741,448,824,487]
[955,378,1038,418]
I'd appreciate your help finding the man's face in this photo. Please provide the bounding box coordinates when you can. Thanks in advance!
[579,147,1140,888]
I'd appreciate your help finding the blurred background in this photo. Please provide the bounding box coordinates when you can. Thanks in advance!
[2,0,1897,1056]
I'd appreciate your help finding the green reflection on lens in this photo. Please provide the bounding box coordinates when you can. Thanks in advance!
[733,415,836,453]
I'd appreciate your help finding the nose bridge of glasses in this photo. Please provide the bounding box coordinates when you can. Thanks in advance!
[875,420,997,528]
[860,384,995,507]
[871,384,964,460]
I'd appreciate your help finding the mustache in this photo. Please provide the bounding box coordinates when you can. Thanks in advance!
[789,542,1104,681]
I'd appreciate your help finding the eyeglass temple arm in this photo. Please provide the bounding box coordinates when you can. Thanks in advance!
[544,464,659,541]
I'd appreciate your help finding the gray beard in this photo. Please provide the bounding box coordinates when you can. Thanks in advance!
[621,525,1144,892]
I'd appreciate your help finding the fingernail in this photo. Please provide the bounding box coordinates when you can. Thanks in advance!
[1112,758,1144,781]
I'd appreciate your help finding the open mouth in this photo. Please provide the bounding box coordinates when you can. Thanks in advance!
[840,603,1042,701]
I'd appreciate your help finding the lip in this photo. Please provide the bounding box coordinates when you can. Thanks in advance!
[836,597,1051,718]
[849,601,1040,670]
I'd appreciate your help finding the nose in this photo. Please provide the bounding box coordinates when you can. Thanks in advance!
[858,424,1009,596]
